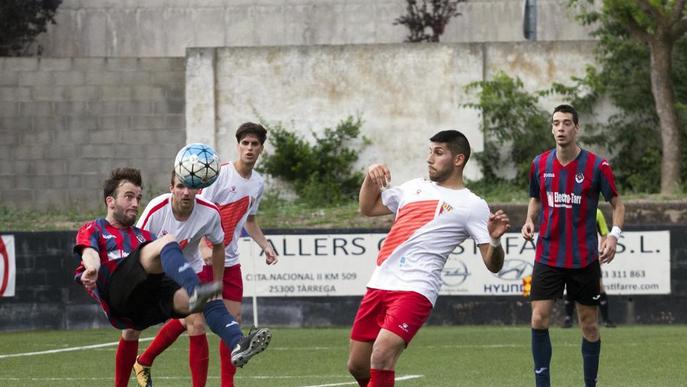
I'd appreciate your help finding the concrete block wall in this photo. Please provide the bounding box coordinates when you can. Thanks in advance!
[187,42,597,187]
[36,0,595,57]
[0,57,186,210]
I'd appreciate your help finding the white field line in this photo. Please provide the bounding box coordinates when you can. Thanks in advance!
[0,337,153,359]
[300,374,424,387]
[1,340,597,359]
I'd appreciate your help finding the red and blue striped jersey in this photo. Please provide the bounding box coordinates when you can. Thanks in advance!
[528,148,618,268]
[73,218,154,328]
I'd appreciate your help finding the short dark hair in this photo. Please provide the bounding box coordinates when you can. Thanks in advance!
[552,104,578,125]
[236,122,267,144]
[103,167,142,202]
[429,130,471,164]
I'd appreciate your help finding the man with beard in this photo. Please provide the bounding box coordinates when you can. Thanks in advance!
[347,130,511,387]
[73,167,221,387]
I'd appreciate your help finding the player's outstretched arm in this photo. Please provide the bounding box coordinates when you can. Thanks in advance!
[479,209,510,273]
[80,247,101,291]
[359,164,392,217]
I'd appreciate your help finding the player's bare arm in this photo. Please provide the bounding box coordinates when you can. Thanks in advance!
[359,164,392,217]
[80,247,101,291]
[600,195,626,264]
[479,210,510,273]
[522,197,541,241]
[211,242,225,286]
[245,215,278,265]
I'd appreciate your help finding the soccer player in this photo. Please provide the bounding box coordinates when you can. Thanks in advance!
[564,209,616,328]
[73,167,222,387]
[522,104,625,387]
[133,172,272,387]
[347,130,511,387]
[199,122,278,386]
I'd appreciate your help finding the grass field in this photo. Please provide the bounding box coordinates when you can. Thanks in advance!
[0,325,685,386]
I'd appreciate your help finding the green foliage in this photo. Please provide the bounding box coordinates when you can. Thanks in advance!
[0,0,62,56]
[464,72,552,188]
[258,116,367,206]
[394,0,465,42]
[565,0,687,193]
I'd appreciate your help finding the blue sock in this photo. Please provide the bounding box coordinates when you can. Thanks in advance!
[160,242,199,295]
[582,338,600,387]
[532,328,552,387]
[203,299,243,349]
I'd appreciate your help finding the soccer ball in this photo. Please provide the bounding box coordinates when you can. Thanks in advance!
[174,143,220,189]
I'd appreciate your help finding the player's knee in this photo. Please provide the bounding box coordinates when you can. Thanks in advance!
[121,328,141,341]
[186,318,206,335]
[347,357,368,378]
[370,345,398,369]
[531,312,550,328]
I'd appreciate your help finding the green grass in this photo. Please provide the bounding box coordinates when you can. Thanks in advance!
[0,325,685,386]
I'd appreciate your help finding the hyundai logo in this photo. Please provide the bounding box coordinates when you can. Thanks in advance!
[496,259,533,281]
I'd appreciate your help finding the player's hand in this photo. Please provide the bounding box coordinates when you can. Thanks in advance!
[599,235,618,264]
[367,164,391,190]
[488,210,510,239]
[521,220,535,241]
[81,267,98,291]
[264,245,278,265]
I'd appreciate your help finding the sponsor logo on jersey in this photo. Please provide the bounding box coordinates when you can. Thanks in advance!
[102,234,116,240]
[546,191,582,208]
[543,172,555,179]
[438,202,453,215]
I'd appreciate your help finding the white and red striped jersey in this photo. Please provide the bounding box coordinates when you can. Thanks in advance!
[368,178,491,305]
[199,162,264,267]
[136,193,224,273]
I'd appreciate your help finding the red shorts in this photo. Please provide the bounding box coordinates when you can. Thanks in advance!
[350,288,433,344]
[200,264,243,302]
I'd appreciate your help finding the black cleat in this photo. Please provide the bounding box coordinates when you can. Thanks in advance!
[231,327,272,367]
[188,282,222,313]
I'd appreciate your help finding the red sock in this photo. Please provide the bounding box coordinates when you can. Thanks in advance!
[189,334,209,387]
[219,340,237,387]
[138,319,185,366]
[369,368,394,387]
[114,337,138,387]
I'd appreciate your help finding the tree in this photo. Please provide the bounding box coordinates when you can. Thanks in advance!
[394,0,465,42]
[0,0,62,56]
[571,0,687,195]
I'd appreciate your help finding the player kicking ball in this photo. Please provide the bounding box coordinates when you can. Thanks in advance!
[73,167,224,387]
[133,171,271,387]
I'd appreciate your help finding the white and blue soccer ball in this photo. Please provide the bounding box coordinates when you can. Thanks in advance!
[174,143,220,189]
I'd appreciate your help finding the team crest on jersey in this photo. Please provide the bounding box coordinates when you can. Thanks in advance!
[230,186,237,193]
[416,189,422,195]
[439,202,453,215]
[575,173,585,184]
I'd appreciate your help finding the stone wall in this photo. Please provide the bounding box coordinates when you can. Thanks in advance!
[187,41,597,186]
[36,0,594,57]
[0,57,186,209]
